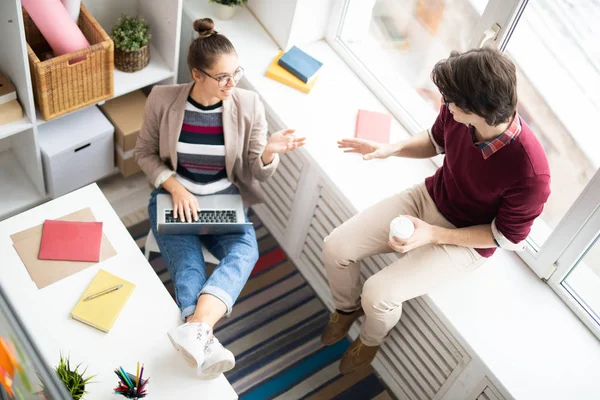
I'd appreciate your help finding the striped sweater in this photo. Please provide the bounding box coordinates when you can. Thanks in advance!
[174,97,234,195]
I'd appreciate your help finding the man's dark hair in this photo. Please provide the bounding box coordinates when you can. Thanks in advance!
[431,47,518,126]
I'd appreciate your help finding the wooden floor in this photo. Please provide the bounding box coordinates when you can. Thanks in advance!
[96,171,152,227]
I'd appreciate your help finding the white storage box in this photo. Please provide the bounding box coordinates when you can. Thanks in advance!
[38,106,114,198]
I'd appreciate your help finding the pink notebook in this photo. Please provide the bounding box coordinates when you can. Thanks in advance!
[38,220,103,262]
[355,109,392,143]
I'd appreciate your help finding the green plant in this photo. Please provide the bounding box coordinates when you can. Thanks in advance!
[110,15,151,52]
[209,0,248,6]
[53,354,95,400]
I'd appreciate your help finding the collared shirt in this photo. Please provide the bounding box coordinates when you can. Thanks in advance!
[471,113,522,160]
[426,106,551,257]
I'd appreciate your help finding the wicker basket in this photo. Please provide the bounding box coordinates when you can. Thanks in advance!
[23,4,114,121]
[115,45,150,73]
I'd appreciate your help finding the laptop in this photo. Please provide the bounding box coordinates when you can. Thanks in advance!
[156,193,252,235]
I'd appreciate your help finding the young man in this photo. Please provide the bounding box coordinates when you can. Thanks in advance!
[322,47,551,374]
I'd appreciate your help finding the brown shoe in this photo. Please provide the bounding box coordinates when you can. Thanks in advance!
[321,308,364,346]
[339,337,380,375]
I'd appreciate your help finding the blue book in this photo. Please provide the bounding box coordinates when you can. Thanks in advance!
[277,46,323,84]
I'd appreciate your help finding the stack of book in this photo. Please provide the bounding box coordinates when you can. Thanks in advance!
[266,46,323,94]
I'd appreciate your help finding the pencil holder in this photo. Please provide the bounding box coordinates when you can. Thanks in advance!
[113,365,149,399]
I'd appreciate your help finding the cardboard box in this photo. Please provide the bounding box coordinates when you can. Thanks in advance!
[116,145,141,177]
[100,90,147,176]
[0,73,17,106]
[0,99,23,125]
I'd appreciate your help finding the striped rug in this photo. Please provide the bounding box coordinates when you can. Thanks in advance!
[126,210,396,400]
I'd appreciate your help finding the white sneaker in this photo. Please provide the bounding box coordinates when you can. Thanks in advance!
[167,322,212,370]
[199,336,236,380]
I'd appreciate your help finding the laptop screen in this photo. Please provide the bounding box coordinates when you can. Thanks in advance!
[0,283,70,400]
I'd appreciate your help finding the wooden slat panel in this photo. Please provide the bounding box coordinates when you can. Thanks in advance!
[280,153,301,181]
[384,333,437,399]
[397,309,450,383]
[377,341,430,400]
[311,217,331,242]
[263,175,293,212]
[319,189,352,220]
[390,322,448,392]
[406,301,460,370]
[262,192,286,233]
[285,150,303,175]
[275,160,298,191]
[307,226,324,246]
[484,387,499,400]
[414,298,464,365]
[315,199,344,231]
[477,391,490,400]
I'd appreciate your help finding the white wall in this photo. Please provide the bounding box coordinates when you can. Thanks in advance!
[247,0,299,49]
[247,0,334,50]
[288,0,335,48]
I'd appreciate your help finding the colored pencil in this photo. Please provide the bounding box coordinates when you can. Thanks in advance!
[120,366,133,387]
[136,362,140,387]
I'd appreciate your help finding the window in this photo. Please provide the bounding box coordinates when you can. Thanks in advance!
[327,0,504,132]
[503,0,600,248]
[327,0,600,339]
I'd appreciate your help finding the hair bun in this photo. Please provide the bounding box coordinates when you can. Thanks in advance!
[193,18,216,39]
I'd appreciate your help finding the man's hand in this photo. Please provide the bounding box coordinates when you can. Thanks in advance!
[337,138,397,160]
[388,216,438,253]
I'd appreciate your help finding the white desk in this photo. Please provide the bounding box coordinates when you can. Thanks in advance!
[0,184,237,400]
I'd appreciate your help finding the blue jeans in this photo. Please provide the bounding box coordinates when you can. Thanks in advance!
[148,189,259,320]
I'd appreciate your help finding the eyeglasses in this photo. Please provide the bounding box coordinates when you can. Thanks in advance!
[197,66,244,88]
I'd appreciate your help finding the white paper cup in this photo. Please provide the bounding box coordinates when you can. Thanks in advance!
[389,216,415,241]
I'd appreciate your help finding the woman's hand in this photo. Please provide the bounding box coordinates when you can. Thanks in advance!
[388,216,438,253]
[170,186,199,223]
[337,138,397,160]
[262,129,306,165]
[266,129,306,154]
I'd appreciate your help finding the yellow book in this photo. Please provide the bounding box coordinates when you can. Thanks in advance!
[265,51,317,94]
[71,270,135,333]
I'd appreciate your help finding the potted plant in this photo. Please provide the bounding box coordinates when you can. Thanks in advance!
[209,0,248,20]
[43,354,95,400]
[110,14,152,73]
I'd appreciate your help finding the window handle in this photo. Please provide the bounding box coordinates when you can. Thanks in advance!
[477,23,501,48]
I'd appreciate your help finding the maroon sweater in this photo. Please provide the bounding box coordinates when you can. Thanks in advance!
[425,106,551,257]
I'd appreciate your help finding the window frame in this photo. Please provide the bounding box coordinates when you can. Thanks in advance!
[326,0,600,339]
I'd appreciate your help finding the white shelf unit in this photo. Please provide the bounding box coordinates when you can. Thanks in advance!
[0,131,45,218]
[0,0,45,220]
[0,0,182,220]
[0,116,32,141]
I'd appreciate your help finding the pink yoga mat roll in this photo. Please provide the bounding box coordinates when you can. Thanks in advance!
[22,0,89,57]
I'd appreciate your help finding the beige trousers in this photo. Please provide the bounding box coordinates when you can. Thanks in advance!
[322,183,485,346]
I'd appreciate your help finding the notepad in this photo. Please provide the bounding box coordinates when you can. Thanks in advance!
[38,219,103,262]
[355,109,392,143]
[71,270,135,333]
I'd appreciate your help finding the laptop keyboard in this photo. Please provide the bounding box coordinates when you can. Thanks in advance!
[165,209,237,224]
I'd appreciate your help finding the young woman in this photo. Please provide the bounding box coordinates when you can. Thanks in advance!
[134,18,305,379]
[321,47,550,374]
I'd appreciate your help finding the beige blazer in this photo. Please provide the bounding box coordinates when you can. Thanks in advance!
[134,82,279,205]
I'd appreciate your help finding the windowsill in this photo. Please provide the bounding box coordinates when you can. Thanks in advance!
[184,2,600,399]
